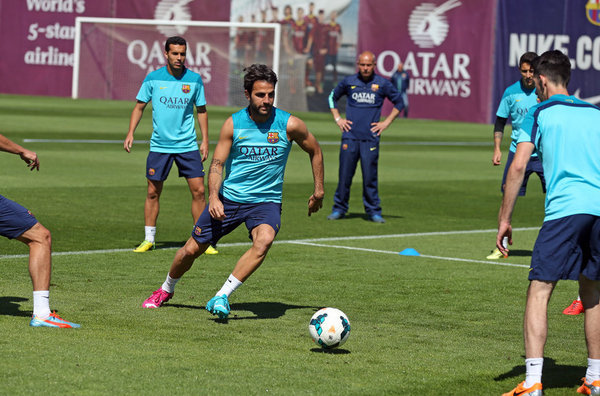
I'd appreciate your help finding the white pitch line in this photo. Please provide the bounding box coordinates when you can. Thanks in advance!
[289,241,529,268]
[0,227,539,262]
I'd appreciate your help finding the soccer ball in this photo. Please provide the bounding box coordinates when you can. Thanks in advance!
[308,307,351,349]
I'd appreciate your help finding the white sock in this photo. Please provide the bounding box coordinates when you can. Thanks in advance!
[502,236,508,249]
[145,226,156,243]
[161,274,180,293]
[33,290,51,319]
[216,274,243,298]
[586,358,600,382]
[524,358,543,387]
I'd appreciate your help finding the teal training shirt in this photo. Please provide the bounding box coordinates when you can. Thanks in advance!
[496,80,539,154]
[221,107,292,203]
[517,94,600,221]
[136,66,206,153]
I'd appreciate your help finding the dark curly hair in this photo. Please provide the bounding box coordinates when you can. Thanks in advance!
[243,64,278,93]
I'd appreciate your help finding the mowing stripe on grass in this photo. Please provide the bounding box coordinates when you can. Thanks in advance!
[0,227,538,266]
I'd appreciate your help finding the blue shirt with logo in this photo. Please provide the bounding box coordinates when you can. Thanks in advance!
[496,80,538,154]
[221,107,292,203]
[136,66,206,153]
[517,94,600,221]
[328,73,404,140]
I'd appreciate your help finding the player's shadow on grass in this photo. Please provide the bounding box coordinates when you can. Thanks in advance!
[154,241,187,250]
[343,212,404,221]
[0,296,32,317]
[167,301,318,321]
[506,249,532,258]
[310,347,351,354]
[495,357,584,390]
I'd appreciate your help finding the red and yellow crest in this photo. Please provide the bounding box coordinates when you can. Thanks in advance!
[342,143,348,150]
[194,226,202,236]
[371,84,379,92]
[586,0,600,25]
[267,132,279,143]
[148,168,156,176]
[182,84,191,93]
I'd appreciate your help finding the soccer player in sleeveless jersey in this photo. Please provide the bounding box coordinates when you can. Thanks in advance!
[142,64,324,319]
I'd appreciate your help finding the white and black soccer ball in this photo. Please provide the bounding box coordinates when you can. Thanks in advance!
[308,307,351,349]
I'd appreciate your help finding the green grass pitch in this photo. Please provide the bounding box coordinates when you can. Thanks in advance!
[0,94,585,395]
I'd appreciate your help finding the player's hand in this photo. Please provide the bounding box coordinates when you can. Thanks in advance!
[208,197,226,221]
[492,149,502,165]
[370,121,390,136]
[496,221,512,255]
[199,141,209,162]
[336,118,352,132]
[307,193,324,216]
[124,135,134,153]
[20,149,39,171]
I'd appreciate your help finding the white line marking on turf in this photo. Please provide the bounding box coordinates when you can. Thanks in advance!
[288,241,530,268]
[0,227,538,269]
[22,139,491,147]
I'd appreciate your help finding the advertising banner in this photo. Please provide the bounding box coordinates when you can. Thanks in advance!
[357,0,497,123]
[493,0,600,117]
[0,0,113,96]
[0,0,229,102]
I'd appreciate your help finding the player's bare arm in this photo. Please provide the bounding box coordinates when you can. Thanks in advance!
[371,107,401,136]
[207,117,234,220]
[497,142,534,254]
[492,116,507,165]
[287,116,325,216]
[124,101,147,153]
[331,107,352,132]
[0,134,39,171]
[196,105,209,161]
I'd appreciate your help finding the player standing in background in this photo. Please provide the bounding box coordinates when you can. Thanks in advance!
[290,6,309,92]
[499,50,600,396]
[487,52,545,260]
[0,134,79,328]
[304,9,328,94]
[325,10,342,84]
[390,62,410,118]
[327,51,404,223]
[124,36,217,255]
[141,64,324,319]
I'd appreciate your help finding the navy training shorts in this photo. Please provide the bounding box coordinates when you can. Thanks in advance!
[529,214,600,281]
[501,151,546,196]
[146,150,204,181]
[0,194,38,239]
[191,195,282,246]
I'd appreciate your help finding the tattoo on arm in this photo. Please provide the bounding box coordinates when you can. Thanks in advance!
[209,159,224,175]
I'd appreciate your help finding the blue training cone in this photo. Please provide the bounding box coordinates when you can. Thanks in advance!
[399,248,420,256]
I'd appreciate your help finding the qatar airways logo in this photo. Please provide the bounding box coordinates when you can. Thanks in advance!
[351,92,376,104]
[160,96,190,109]
[239,146,279,162]
[154,0,193,37]
[408,0,461,48]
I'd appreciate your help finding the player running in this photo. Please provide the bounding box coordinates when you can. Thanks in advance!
[141,64,324,319]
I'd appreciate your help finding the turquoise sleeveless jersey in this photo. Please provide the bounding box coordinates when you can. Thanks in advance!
[221,107,292,203]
